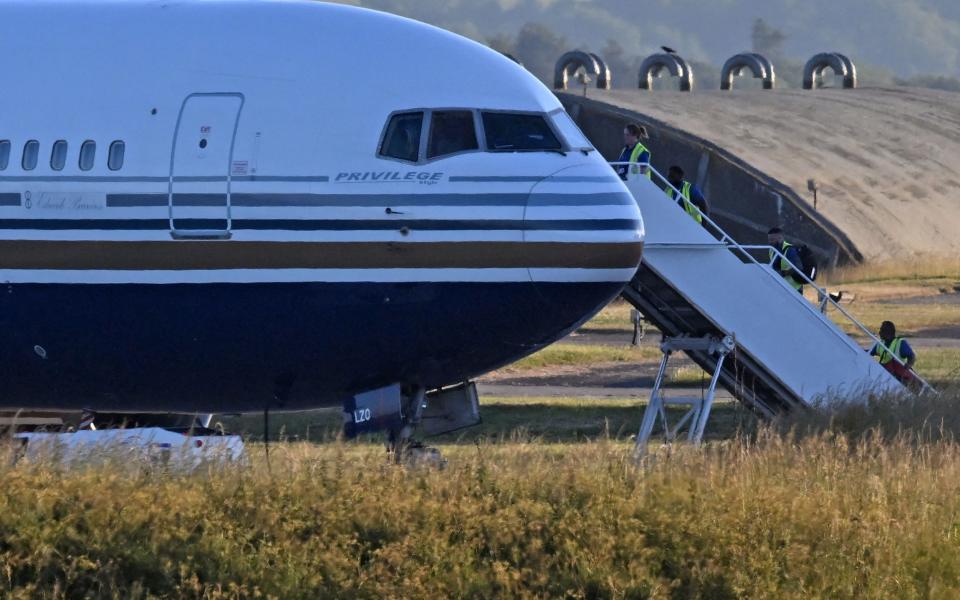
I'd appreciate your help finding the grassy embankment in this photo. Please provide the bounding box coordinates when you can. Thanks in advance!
[6,393,960,598]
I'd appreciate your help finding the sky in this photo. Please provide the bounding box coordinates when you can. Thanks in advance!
[336,0,960,79]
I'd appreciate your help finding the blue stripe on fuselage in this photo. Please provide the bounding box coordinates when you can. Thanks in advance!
[0,218,641,231]
[103,192,634,207]
[449,175,620,183]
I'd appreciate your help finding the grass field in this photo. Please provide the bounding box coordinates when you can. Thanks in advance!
[503,342,661,371]
[218,396,753,445]
[824,255,960,285]
[913,348,960,384]
[6,398,960,599]
[4,391,942,598]
[827,300,960,337]
[582,300,634,332]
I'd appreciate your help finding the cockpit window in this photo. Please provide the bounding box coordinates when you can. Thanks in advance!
[380,112,423,162]
[481,112,562,151]
[550,110,594,151]
[427,111,478,159]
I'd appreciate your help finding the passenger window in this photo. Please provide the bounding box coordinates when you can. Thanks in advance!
[426,111,478,159]
[481,112,562,151]
[379,112,423,162]
[79,140,96,171]
[50,140,68,171]
[0,140,9,170]
[108,140,125,171]
[22,140,39,171]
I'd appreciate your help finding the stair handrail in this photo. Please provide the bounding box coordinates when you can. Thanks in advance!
[610,160,933,394]
[739,244,933,393]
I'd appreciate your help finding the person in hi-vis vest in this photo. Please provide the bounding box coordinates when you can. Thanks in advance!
[665,165,709,225]
[869,320,918,385]
[615,123,651,181]
[766,227,804,293]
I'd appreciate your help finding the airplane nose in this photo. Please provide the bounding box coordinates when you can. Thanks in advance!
[524,164,645,338]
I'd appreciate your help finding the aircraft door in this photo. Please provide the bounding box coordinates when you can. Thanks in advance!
[169,93,244,239]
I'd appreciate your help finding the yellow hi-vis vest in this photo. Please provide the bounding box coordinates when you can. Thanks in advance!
[770,241,802,291]
[666,181,702,224]
[877,337,905,365]
[629,142,652,179]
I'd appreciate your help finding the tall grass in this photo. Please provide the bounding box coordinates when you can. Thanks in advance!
[5,393,960,599]
[827,254,960,285]
[778,385,960,442]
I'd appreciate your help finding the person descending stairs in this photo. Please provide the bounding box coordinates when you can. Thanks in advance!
[615,123,652,181]
[665,165,709,224]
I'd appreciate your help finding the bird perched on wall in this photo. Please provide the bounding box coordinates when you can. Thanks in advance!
[661,46,677,54]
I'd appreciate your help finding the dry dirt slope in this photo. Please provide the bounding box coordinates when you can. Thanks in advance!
[593,87,960,261]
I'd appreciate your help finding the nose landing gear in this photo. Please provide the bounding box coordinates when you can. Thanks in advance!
[344,382,481,467]
[386,386,442,466]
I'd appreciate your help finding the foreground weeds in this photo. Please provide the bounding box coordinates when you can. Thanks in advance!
[780,386,960,442]
[3,425,960,599]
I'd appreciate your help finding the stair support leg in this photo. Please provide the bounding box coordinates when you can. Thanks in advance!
[690,352,728,445]
[635,335,735,454]
[636,350,672,453]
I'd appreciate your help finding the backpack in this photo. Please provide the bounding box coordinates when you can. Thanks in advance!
[797,244,818,281]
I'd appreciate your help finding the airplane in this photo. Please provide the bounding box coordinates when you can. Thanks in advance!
[0,0,644,449]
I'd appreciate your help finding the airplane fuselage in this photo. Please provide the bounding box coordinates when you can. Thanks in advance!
[0,0,644,413]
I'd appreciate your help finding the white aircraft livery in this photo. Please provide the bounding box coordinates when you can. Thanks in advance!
[0,0,644,424]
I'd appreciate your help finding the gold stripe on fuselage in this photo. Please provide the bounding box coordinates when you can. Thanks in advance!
[0,240,643,270]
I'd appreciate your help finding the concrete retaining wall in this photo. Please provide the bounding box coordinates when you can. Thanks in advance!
[558,93,863,266]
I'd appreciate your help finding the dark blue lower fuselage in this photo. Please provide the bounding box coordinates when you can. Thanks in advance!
[0,281,625,412]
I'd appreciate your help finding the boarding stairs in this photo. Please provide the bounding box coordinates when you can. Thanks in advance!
[615,164,931,449]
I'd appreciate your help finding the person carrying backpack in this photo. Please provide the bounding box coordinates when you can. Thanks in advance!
[666,165,709,225]
[766,227,805,293]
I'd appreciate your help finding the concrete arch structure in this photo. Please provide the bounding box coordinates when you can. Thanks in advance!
[639,53,693,91]
[673,55,695,90]
[751,53,776,87]
[588,52,612,89]
[832,53,857,88]
[720,52,775,90]
[803,53,856,89]
[553,50,609,90]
